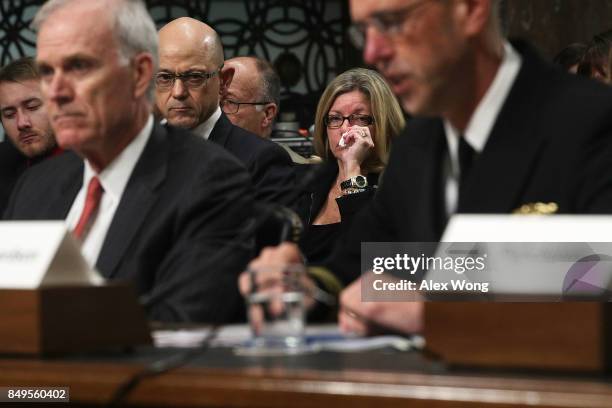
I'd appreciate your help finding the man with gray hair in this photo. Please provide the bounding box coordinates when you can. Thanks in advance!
[4,0,254,323]
[222,56,310,164]
[156,18,296,206]
[222,56,280,139]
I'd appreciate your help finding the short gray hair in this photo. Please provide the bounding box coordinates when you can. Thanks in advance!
[33,0,158,99]
[254,58,280,108]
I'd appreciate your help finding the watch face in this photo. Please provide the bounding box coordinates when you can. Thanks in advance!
[354,175,367,188]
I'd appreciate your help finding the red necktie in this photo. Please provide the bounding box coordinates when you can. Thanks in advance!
[73,176,104,240]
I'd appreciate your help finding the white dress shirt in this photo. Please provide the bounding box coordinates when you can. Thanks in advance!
[192,106,222,140]
[65,115,154,268]
[444,41,522,215]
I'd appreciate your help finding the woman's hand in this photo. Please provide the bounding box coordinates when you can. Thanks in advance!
[336,126,374,177]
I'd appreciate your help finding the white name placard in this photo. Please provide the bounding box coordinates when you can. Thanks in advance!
[436,215,612,295]
[0,221,103,288]
[442,214,612,242]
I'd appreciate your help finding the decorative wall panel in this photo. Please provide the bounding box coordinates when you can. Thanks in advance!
[2,0,612,132]
[0,0,41,65]
[504,0,612,57]
[0,0,353,127]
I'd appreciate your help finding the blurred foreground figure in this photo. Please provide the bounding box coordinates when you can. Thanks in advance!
[336,0,612,334]
[243,0,612,336]
[5,0,254,323]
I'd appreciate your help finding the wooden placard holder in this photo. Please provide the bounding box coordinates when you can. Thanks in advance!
[0,283,151,355]
[424,302,612,373]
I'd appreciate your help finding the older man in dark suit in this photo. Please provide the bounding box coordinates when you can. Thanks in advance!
[333,0,612,334]
[155,18,296,206]
[4,0,254,323]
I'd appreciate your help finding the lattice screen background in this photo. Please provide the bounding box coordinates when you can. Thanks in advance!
[2,0,612,139]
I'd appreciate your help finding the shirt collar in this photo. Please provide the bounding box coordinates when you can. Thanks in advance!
[83,114,154,202]
[192,106,222,140]
[444,41,522,153]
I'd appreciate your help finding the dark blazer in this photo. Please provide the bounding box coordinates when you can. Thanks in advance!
[209,113,296,205]
[299,161,379,225]
[4,123,254,323]
[0,141,27,215]
[297,161,379,265]
[329,40,612,285]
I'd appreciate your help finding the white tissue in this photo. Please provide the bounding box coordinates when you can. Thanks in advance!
[339,131,348,147]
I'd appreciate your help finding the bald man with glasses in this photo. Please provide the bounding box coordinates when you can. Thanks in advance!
[155,18,296,206]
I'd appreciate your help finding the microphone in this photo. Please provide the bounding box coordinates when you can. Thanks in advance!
[254,202,303,249]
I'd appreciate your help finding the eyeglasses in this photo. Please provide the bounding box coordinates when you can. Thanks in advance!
[347,0,434,49]
[155,67,222,90]
[221,99,271,114]
[324,114,374,129]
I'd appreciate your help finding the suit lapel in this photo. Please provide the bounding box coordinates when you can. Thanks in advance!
[50,154,83,219]
[399,123,448,241]
[308,161,338,222]
[422,127,448,240]
[208,112,232,148]
[459,42,548,213]
[95,123,168,278]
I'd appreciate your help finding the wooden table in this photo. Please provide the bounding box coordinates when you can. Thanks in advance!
[1,346,611,407]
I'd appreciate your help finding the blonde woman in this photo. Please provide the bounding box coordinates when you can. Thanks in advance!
[298,68,405,264]
[239,68,405,321]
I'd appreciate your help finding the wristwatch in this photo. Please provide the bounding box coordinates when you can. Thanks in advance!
[340,175,368,190]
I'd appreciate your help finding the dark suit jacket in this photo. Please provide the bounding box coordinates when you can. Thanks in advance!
[0,141,27,215]
[209,113,295,205]
[329,40,612,285]
[296,160,379,264]
[4,123,254,323]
